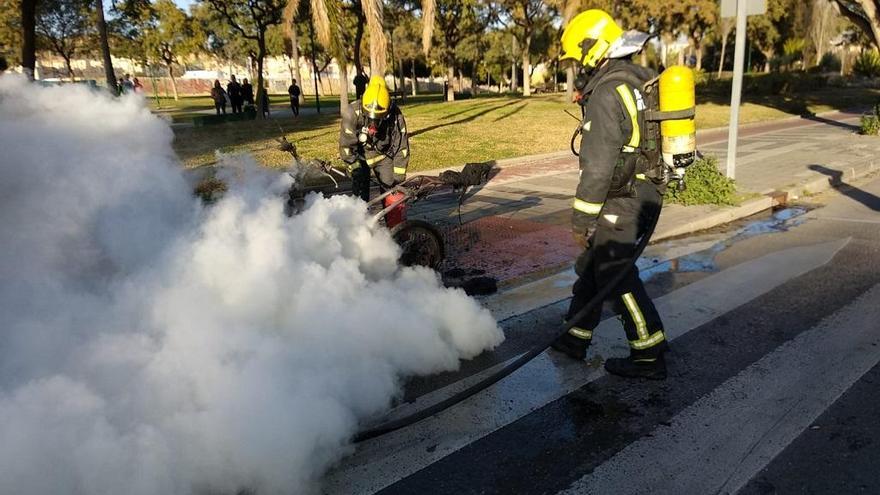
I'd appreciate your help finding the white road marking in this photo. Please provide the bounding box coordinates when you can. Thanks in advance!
[321,239,849,494]
[813,216,880,225]
[563,282,880,495]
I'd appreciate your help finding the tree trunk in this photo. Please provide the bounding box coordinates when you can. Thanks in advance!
[854,0,880,49]
[565,66,574,101]
[389,31,399,95]
[354,4,365,75]
[21,0,37,79]
[718,32,729,77]
[291,25,304,104]
[95,0,116,91]
[522,35,531,97]
[308,17,321,113]
[256,39,267,119]
[65,57,75,81]
[511,35,518,92]
[446,65,455,101]
[640,50,647,67]
[363,0,387,75]
[411,60,417,96]
[339,62,350,118]
[398,53,406,99]
[167,63,179,101]
[696,43,703,71]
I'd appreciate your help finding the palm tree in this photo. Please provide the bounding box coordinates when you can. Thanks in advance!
[547,0,579,100]
[282,0,305,104]
[361,0,387,74]
[308,0,350,114]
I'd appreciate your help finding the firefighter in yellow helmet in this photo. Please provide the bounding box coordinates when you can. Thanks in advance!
[339,76,410,201]
[550,9,669,379]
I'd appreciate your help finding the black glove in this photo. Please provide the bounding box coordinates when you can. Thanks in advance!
[572,213,598,249]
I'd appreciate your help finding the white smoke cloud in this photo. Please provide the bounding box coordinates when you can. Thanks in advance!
[0,76,503,494]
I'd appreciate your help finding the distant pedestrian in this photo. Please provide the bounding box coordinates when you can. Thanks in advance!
[353,72,369,100]
[227,75,243,113]
[211,79,227,115]
[132,77,144,94]
[287,79,301,116]
[121,74,134,93]
[241,78,254,108]
[260,83,271,118]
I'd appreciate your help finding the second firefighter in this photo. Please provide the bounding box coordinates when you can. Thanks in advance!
[339,76,410,201]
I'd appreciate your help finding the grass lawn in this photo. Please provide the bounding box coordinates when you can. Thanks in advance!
[170,87,880,172]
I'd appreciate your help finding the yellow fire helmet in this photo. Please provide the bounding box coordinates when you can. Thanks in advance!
[560,9,624,68]
[362,76,391,119]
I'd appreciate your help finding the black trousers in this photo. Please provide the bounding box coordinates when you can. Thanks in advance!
[290,97,300,116]
[566,179,667,358]
[231,98,243,113]
[350,161,400,202]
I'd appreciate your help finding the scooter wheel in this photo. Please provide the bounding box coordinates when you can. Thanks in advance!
[390,219,445,270]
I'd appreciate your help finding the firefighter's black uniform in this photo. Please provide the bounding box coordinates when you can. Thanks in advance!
[339,102,410,201]
[557,59,668,368]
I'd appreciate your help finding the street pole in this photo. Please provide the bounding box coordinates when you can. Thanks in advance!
[726,0,748,179]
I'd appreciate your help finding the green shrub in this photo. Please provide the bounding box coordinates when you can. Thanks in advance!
[697,72,829,97]
[665,155,737,206]
[860,103,880,135]
[853,50,880,78]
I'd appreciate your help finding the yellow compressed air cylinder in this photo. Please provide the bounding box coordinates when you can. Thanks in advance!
[659,66,696,168]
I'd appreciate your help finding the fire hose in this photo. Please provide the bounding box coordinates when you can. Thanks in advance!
[353,195,662,443]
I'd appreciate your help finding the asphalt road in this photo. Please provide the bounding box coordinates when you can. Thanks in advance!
[323,174,880,495]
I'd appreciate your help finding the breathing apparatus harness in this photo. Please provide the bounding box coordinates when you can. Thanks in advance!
[353,108,405,169]
[570,60,697,192]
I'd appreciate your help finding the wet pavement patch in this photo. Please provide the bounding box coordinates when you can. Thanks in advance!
[640,207,810,282]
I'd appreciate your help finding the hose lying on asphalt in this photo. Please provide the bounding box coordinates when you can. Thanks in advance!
[353,194,663,443]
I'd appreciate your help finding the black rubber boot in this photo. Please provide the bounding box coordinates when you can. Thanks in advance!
[604,354,667,380]
[550,332,589,361]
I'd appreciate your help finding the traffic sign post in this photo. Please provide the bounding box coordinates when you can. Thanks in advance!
[722,0,766,180]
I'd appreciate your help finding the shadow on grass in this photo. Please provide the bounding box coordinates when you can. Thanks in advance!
[172,113,341,164]
[493,102,529,122]
[409,100,521,137]
[808,164,880,211]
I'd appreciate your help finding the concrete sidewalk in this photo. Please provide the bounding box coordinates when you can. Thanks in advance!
[409,111,880,284]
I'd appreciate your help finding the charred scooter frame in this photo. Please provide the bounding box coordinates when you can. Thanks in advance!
[277,136,491,270]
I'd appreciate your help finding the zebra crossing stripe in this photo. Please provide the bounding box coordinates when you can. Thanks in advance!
[322,239,849,494]
[564,282,880,495]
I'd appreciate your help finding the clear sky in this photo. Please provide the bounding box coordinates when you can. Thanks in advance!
[174,0,194,10]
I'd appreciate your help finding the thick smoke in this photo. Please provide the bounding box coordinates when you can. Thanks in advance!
[0,77,503,494]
